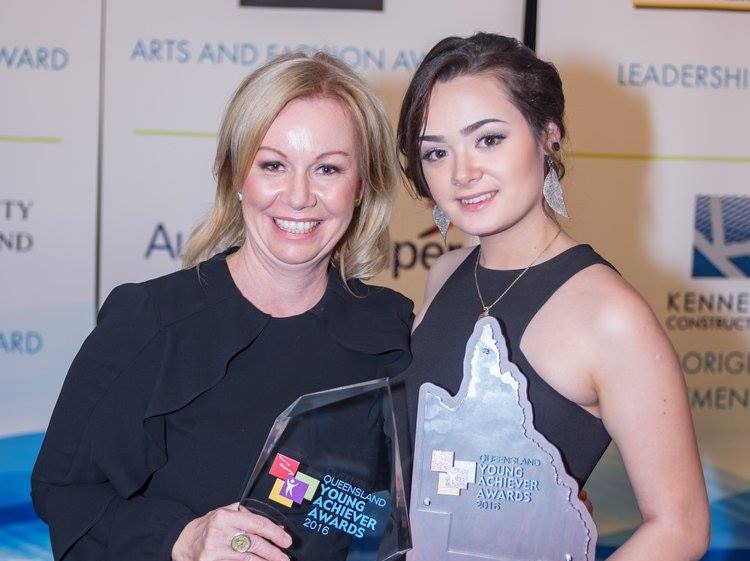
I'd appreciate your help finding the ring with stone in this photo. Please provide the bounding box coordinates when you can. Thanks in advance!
[230,532,252,553]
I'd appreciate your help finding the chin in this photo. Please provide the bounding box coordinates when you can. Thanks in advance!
[270,249,329,268]
[452,216,509,238]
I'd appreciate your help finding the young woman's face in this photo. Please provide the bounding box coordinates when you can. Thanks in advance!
[420,73,547,237]
[240,96,361,269]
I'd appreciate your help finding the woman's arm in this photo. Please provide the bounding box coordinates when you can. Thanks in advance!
[587,281,710,560]
[31,284,196,560]
[33,283,293,561]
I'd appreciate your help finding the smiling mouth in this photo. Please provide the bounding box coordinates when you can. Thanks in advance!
[459,191,497,205]
[273,218,321,234]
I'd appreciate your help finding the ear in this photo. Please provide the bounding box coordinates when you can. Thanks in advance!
[542,121,562,154]
[355,179,365,206]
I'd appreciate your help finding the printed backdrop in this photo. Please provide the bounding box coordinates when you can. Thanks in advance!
[2,0,748,559]
[538,1,750,558]
[0,1,101,559]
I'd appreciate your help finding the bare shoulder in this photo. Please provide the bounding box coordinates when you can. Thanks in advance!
[413,246,475,331]
[424,246,475,302]
[557,264,675,376]
[582,266,657,329]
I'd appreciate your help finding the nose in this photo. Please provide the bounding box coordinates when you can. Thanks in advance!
[283,172,317,210]
[451,150,482,187]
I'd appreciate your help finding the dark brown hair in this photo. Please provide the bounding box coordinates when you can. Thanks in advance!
[397,32,566,199]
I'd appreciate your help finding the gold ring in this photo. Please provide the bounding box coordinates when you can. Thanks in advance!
[230,532,252,553]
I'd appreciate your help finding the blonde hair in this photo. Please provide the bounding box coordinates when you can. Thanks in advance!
[183,51,400,281]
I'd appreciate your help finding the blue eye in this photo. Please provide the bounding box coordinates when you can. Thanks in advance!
[477,134,506,148]
[421,148,447,162]
[261,161,284,172]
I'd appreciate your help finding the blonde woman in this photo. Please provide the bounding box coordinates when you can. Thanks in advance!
[32,52,412,561]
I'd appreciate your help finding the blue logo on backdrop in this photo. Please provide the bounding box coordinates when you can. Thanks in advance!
[693,195,750,278]
[0,331,43,355]
[617,63,749,89]
[0,433,51,561]
[0,46,69,70]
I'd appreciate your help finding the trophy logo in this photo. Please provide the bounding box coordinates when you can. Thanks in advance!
[239,379,411,557]
[430,450,477,496]
[267,453,320,507]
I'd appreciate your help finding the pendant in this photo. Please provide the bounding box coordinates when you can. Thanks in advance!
[478,307,490,319]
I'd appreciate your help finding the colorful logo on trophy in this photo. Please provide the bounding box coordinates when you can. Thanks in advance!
[268,453,320,507]
[430,450,476,496]
[693,194,750,278]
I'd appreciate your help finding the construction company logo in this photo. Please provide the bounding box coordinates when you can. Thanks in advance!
[693,195,750,278]
[268,453,320,508]
[430,450,477,496]
[240,0,383,10]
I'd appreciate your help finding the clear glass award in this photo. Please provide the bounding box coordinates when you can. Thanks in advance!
[409,317,597,561]
[239,378,411,561]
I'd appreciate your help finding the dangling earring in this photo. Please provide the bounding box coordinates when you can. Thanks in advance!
[237,191,243,202]
[432,205,450,243]
[543,156,569,218]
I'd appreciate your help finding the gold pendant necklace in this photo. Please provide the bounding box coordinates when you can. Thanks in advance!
[474,228,562,320]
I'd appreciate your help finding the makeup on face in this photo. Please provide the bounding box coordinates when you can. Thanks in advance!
[419,74,546,238]
[239,97,361,268]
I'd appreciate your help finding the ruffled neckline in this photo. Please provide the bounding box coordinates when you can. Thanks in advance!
[207,248,411,352]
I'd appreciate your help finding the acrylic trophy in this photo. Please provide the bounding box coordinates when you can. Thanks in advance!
[409,317,596,561]
[239,378,411,561]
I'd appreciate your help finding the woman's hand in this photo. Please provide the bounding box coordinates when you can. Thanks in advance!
[171,502,293,561]
[578,489,593,515]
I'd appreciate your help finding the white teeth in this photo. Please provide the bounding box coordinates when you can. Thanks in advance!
[274,218,320,234]
[461,192,495,205]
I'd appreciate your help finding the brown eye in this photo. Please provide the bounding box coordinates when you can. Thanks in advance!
[477,134,505,148]
[421,148,447,162]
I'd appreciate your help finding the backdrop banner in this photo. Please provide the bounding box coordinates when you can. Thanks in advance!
[538,1,750,558]
[2,1,524,559]
[0,1,101,559]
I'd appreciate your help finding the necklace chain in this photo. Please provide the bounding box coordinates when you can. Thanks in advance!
[474,228,562,319]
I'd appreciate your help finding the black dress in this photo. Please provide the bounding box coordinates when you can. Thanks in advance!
[31,248,412,561]
[402,244,613,488]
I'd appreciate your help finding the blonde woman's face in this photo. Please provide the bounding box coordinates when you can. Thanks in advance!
[240,96,361,269]
[420,74,546,237]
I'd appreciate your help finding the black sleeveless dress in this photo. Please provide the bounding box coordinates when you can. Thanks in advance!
[402,244,614,488]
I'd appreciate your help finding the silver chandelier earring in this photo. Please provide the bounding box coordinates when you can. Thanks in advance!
[543,156,569,218]
[237,191,243,202]
[432,205,450,243]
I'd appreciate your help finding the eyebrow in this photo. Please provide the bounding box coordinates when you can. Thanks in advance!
[419,118,508,143]
[316,150,351,159]
[257,146,351,159]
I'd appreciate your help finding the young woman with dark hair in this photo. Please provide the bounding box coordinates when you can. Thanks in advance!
[398,33,708,560]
